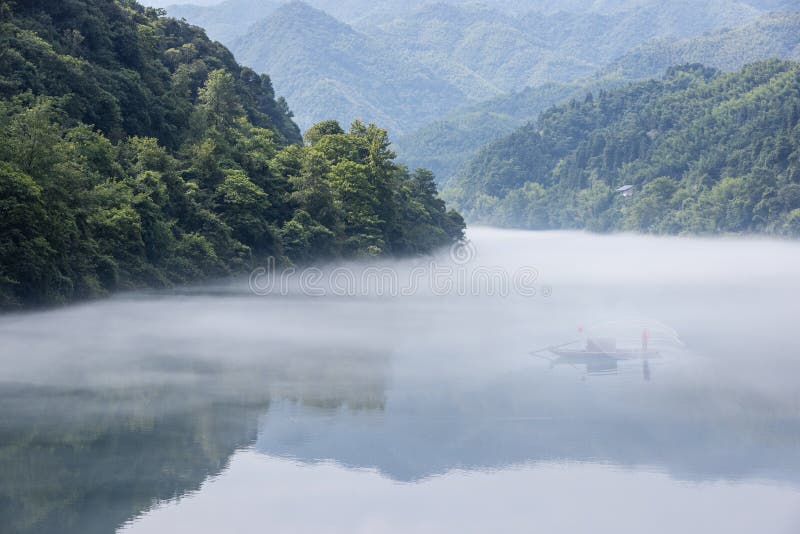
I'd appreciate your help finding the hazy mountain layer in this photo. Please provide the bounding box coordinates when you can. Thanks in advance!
[164,0,781,137]
[229,2,469,134]
[446,60,800,237]
[396,12,800,184]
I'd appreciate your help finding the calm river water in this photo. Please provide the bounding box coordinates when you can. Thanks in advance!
[1,228,799,533]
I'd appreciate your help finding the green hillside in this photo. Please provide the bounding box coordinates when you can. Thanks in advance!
[602,12,800,80]
[167,0,281,43]
[0,0,463,308]
[229,1,468,134]
[397,12,800,184]
[394,82,598,186]
[446,60,800,236]
[169,0,777,138]
[364,0,762,91]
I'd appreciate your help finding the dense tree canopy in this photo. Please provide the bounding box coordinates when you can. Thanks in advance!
[447,61,800,237]
[0,0,463,308]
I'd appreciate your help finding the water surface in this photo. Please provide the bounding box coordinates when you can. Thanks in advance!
[1,228,799,533]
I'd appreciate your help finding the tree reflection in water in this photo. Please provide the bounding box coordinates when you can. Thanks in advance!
[0,347,390,534]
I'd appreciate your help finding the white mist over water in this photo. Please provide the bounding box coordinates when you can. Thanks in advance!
[2,227,800,533]
[3,227,799,391]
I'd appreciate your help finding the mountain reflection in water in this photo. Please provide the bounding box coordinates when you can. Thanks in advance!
[1,228,800,533]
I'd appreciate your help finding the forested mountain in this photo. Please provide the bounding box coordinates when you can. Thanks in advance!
[359,3,588,97]
[394,82,601,188]
[446,61,800,236]
[165,0,431,32]
[2,0,796,311]
[229,2,467,134]
[396,12,800,184]
[167,0,281,43]
[165,0,784,138]
[162,0,799,36]
[0,0,463,308]
[1,0,301,145]
[601,12,800,80]
[364,0,762,91]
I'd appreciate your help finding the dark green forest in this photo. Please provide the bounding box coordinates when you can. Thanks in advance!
[0,0,464,308]
[447,60,800,237]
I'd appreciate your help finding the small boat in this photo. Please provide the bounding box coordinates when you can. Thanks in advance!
[533,335,658,374]
[550,348,658,362]
[547,336,657,360]
[531,323,681,379]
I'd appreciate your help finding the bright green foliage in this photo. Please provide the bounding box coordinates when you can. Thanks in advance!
[214,169,273,252]
[276,121,465,259]
[0,1,463,308]
[448,61,800,237]
[304,120,345,146]
[0,0,301,146]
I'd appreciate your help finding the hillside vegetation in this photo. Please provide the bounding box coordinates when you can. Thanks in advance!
[230,2,466,134]
[366,0,761,91]
[169,0,785,137]
[0,0,463,308]
[397,12,800,184]
[446,61,800,237]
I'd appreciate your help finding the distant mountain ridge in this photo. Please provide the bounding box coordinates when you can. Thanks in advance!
[162,0,800,30]
[229,2,470,133]
[601,11,800,79]
[396,11,800,184]
[364,0,763,92]
[167,0,281,43]
[164,0,794,138]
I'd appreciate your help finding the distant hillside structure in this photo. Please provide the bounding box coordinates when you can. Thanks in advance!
[617,185,635,197]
